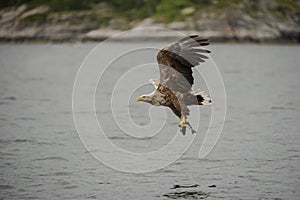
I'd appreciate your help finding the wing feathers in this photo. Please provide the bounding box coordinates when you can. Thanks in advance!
[157,35,211,93]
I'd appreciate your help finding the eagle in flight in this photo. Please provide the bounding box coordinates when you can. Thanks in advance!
[136,35,212,134]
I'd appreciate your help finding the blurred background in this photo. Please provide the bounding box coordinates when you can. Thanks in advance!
[0,0,299,42]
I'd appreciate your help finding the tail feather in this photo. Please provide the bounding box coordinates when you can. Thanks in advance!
[183,89,212,106]
[194,89,212,106]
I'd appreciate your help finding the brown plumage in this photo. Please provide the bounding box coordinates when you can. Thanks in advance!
[136,35,212,134]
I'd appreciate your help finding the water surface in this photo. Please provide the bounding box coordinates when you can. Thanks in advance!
[0,43,299,199]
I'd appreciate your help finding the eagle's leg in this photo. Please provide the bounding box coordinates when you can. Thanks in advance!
[178,116,197,134]
[178,116,187,134]
[178,116,187,128]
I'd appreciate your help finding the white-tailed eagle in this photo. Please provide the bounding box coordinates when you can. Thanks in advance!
[136,35,212,134]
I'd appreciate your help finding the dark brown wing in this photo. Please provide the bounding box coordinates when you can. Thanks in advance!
[156,35,210,93]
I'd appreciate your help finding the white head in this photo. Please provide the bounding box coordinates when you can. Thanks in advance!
[136,94,154,104]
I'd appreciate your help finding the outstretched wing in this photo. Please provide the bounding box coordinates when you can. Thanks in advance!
[156,35,210,93]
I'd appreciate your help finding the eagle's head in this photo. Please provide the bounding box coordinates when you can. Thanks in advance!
[136,94,153,104]
[136,90,161,105]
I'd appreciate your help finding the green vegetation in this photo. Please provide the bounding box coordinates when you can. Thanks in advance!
[0,0,238,22]
[274,0,300,10]
[23,12,47,22]
[0,0,90,11]
[155,0,192,22]
[0,0,297,25]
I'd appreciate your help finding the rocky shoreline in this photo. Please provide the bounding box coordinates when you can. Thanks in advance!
[0,3,299,43]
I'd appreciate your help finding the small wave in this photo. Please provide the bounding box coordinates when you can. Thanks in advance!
[0,139,35,144]
[53,171,74,176]
[286,149,300,152]
[271,106,297,111]
[196,158,224,163]
[0,152,16,157]
[0,184,14,189]
[28,184,43,187]
[155,169,178,174]
[64,185,78,189]
[108,136,128,140]
[208,184,217,188]
[38,171,73,177]
[171,184,199,189]
[3,96,16,100]
[35,141,56,146]
[0,117,7,121]
[14,139,34,143]
[15,117,36,121]
[33,156,68,162]
[0,162,13,167]
[98,182,111,185]
[163,190,209,199]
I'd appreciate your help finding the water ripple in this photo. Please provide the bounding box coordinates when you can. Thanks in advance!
[33,156,68,162]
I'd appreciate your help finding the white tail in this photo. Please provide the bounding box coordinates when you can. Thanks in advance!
[194,89,212,106]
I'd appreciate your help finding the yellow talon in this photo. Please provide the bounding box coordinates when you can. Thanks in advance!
[178,117,187,127]
[178,117,197,135]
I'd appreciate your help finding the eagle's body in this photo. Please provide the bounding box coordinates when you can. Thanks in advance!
[136,35,212,134]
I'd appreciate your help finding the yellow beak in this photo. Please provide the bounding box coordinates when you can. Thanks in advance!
[136,96,143,102]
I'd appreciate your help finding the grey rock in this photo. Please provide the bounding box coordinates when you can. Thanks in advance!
[0,2,299,42]
[0,5,27,25]
[136,18,164,28]
[109,18,129,30]
[20,6,49,19]
[168,22,189,30]
[181,7,195,15]
[84,28,121,40]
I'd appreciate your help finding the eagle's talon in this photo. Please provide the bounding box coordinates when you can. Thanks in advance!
[178,117,187,127]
